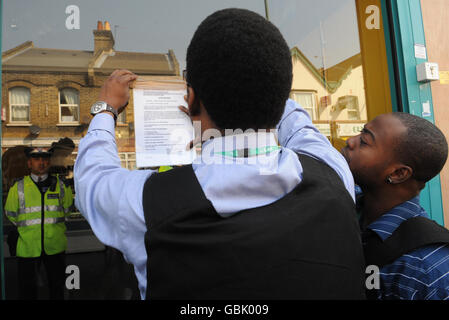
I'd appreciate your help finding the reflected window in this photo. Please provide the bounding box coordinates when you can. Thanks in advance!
[337,95,360,120]
[9,87,30,122]
[271,0,370,142]
[59,88,79,123]
[119,152,136,170]
[117,111,126,124]
[292,91,318,120]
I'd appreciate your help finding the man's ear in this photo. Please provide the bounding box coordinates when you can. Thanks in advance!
[187,87,201,117]
[388,165,413,184]
[27,159,32,170]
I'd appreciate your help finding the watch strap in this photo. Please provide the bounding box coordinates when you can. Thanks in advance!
[105,104,118,121]
[91,101,118,121]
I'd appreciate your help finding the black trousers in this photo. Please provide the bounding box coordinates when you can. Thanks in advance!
[17,252,66,300]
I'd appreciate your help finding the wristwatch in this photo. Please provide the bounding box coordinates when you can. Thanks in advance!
[90,101,118,121]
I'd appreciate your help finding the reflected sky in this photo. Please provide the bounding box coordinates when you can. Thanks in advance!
[268,0,360,68]
[3,0,360,71]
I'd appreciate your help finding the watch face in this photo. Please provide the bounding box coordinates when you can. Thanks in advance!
[92,102,105,114]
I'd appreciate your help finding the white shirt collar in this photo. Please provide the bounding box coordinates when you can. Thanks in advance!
[202,130,278,155]
[30,173,48,182]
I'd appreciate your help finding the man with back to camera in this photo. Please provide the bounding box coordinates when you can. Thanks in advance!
[341,112,449,299]
[74,8,366,299]
[4,147,74,299]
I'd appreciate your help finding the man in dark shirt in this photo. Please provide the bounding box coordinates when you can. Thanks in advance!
[342,112,449,299]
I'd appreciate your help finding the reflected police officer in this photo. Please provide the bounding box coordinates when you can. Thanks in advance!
[4,147,74,299]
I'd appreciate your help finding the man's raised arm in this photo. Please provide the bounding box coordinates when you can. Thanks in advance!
[276,98,355,201]
[74,70,151,253]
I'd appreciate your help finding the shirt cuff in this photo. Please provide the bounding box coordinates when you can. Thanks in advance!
[87,113,116,136]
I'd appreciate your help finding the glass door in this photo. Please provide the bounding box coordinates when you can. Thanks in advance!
[0,0,395,299]
[268,0,393,150]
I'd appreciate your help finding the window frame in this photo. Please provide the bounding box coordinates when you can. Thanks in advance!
[117,110,126,124]
[290,90,319,121]
[58,87,80,124]
[118,152,136,170]
[9,86,31,124]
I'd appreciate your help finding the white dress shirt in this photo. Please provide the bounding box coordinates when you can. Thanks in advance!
[74,98,354,299]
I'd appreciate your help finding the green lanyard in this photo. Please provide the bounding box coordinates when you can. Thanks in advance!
[214,145,281,158]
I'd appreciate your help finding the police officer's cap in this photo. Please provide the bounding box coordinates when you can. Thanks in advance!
[24,147,53,158]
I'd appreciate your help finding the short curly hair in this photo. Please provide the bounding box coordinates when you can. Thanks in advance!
[392,112,448,183]
[186,8,292,130]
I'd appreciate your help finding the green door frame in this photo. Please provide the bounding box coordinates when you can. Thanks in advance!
[0,0,4,300]
[383,0,444,225]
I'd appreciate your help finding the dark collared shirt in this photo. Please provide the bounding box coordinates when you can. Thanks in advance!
[362,195,449,300]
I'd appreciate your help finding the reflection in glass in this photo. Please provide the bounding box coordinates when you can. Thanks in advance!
[1,0,375,299]
[268,0,367,145]
[119,152,137,170]
[291,91,318,120]
[9,87,30,122]
[59,88,79,123]
[117,111,126,124]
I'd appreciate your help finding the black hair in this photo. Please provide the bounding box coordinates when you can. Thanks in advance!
[392,112,448,182]
[186,8,292,130]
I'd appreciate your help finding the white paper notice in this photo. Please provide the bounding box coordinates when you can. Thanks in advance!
[414,44,427,60]
[422,101,431,117]
[133,89,195,168]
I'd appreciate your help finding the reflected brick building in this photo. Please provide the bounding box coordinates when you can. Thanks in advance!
[2,21,180,161]
[1,23,181,283]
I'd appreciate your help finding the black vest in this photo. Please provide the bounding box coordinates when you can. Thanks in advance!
[364,216,449,268]
[143,154,366,299]
[363,216,449,299]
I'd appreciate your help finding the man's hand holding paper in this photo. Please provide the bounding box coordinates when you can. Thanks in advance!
[99,69,138,113]
[132,78,195,167]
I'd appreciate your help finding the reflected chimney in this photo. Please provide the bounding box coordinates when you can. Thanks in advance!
[93,20,114,56]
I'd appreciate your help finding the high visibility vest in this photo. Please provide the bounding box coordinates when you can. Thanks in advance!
[4,175,74,257]
[158,166,173,173]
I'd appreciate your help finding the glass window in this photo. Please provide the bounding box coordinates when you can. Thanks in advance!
[268,0,372,144]
[119,152,137,170]
[1,0,393,300]
[292,91,318,120]
[59,88,80,123]
[9,87,30,122]
[117,110,126,124]
[337,95,360,120]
